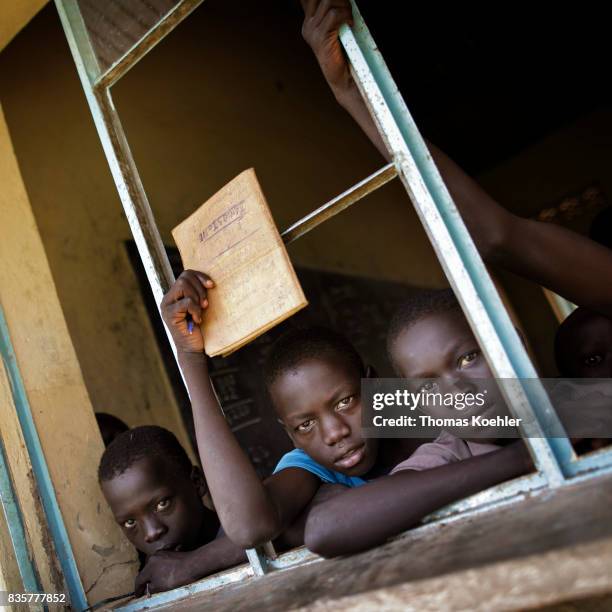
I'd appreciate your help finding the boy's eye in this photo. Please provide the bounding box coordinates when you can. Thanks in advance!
[458,351,480,369]
[156,498,171,512]
[418,381,438,394]
[336,395,355,410]
[584,354,603,367]
[123,519,136,529]
[296,419,315,433]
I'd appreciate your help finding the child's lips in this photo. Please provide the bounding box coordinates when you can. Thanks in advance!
[334,444,366,469]
[154,543,182,553]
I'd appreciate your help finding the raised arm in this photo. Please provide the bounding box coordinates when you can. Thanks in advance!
[301,0,612,316]
[161,271,320,548]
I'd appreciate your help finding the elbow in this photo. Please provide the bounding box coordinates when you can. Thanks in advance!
[304,530,339,559]
[225,516,282,550]
[304,511,345,559]
[484,208,515,264]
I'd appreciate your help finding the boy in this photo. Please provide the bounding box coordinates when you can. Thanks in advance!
[554,307,612,451]
[305,288,612,551]
[161,277,532,557]
[265,326,422,483]
[387,290,612,469]
[555,307,612,378]
[385,289,514,473]
[99,426,246,595]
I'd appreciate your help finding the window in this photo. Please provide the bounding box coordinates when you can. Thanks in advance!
[20,0,611,607]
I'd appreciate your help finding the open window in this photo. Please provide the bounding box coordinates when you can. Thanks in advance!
[2,1,611,608]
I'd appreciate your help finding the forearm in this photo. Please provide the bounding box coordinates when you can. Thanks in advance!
[178,352,282,547]
[339,86,612,311]
[336,84,508,259]
[187,536,248,580]
[305,443,530,557]
[272,484,348,551]
[496,218,612,316]
[307,3,612,314]
[336,83,389,160]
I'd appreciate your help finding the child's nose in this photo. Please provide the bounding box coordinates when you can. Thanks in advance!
[143,517,167,543]
[439,375,478,395]
[321,415,350,446]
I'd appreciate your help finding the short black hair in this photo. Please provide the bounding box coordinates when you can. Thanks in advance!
[95,412,129,447]
[264,326,365,390]
[98,425,192,483]
[387,289,460,369]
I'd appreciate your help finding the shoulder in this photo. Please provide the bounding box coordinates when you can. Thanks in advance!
[274,449,365,487]
[273,448,317,473]
[390,431,471,473]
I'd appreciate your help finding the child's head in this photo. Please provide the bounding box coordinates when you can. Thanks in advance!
[387,289,492,379]
[387,290,507,432]
[264,326,379,477]
[95,412,129,447]
[99,426,218,557]
[555,307,612,377]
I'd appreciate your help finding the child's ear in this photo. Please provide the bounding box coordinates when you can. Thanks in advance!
[364,364,378,379]
[189,466,208,498]
[190,466,215,511]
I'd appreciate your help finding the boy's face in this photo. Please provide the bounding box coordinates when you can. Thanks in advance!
[269,354,379,477]
[558,312,612,378]
[101,456,209,557]
[390,309,508,433]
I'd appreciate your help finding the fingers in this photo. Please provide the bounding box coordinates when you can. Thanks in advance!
[300,0,318,17]
[165,296,203,326]
[179,270,212,307]
[319,5,353,34]
[193,270,214,291]
[161,270,214,317]
[302,0,353,48]
[312,0,352,28]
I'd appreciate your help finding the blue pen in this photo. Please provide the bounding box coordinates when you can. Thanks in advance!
[187,316,194,334]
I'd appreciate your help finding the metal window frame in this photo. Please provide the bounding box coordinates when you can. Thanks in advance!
[6,0,602,608]
[0,307,86,609]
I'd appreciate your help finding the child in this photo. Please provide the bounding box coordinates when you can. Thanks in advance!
[554,307,612,452]
[161,277,532,557]
[386,289,612,470]
[265,326,423,483]
[555,307,612,378]
[99,426,246,595]
[304,287,612,552]
[385,289,513,473]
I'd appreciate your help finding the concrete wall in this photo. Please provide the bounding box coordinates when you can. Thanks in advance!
[0,0,47,52]
[0,103,137,604]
